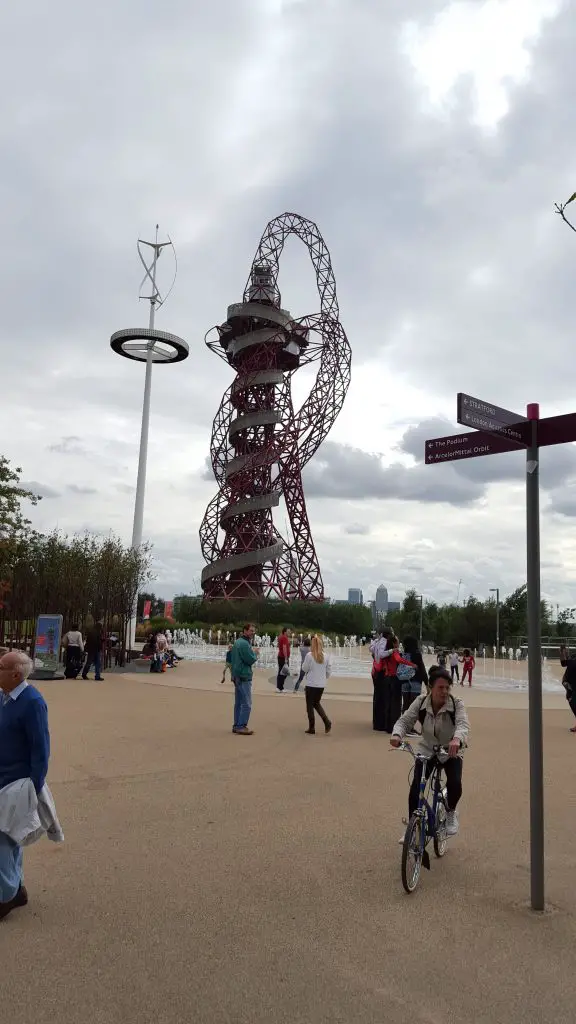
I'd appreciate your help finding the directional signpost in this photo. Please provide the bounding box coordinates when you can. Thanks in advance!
[426,396,576,912]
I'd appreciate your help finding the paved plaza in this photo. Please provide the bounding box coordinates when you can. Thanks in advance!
[2,667,575,1024]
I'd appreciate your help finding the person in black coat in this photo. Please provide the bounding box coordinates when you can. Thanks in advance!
[401,636,429,714]
[560,645,576,732]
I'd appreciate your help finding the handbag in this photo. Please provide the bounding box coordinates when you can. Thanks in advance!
[396,663,415,682]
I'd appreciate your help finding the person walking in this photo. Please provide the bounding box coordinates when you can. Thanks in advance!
[230,624,259,735]
[301,635,332,735]
[276,627,291,692]
[62,623,84,679]
[82,621,104,681]
[449,648,460,683]
[221,644,233,685]
[401,635,428,712]
[462,649,475,686]
[0,651,51,919]
[294,635,311,692]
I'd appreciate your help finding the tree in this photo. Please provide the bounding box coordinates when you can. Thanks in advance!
[0,456,40,539]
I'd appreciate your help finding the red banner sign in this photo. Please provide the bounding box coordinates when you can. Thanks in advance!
[164,601,174,620]
[143,600,151,620]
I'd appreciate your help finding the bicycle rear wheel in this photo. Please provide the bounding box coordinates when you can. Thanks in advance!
[401,814,424,893]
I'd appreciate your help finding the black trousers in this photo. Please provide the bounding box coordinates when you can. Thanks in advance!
[373,673,402,732]
[567,692,576,719]
[305,686,331,730]
[372,671,389,730]
[450,665,459,682]
[408,757,463,816]
[64,645,83,679]
[277,656,286,690]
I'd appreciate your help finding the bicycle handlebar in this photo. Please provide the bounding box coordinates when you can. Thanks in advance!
[392,741,450,760]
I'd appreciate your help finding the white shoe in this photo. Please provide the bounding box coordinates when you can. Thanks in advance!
[446,810,459,836]
[398,832,406,844]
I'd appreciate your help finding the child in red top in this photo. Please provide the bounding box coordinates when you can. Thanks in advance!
[462,648,475,686]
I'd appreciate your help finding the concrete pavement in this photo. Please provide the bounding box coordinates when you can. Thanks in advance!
[2,672,575,1023]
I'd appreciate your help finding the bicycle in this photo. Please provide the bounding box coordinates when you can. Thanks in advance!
[395,742,450,893]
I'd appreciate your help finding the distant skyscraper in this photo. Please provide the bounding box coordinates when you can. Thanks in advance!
[375,585,389,615]
[348,588,363,604]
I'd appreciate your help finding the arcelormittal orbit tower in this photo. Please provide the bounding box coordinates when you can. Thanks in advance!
[200,213,351,601]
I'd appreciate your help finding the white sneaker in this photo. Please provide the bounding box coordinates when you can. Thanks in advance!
[398,832,406,845]
[445,810,459,836]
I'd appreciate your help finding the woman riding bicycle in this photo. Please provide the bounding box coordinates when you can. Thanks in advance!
[390,666,470,837]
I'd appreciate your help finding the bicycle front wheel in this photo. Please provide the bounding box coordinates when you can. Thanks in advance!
[433,799,448,858]
[401,814,424,893]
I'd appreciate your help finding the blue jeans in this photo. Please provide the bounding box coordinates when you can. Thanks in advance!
[0,831,23,902]
[233,679,252,729]
[83,651,102,678]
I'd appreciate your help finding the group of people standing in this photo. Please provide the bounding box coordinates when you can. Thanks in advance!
[370,628,428,732]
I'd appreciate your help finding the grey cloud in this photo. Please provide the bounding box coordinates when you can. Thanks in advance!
[3,0,576,606]
[67,484,98,495]
[21,481,60,499]
[399,419,456,462]
[344,523,371,536]
[115,483,136,495]
[201,457,215,482]
[303,442,482,506]
[48,436,87,456]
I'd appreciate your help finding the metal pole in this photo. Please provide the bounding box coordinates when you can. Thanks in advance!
[419,595,423,645]
[526,402,544,911]
[496,588,500,657]
[128,228,160,650]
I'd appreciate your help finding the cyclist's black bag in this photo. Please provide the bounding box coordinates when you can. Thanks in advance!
[417,694,456,729]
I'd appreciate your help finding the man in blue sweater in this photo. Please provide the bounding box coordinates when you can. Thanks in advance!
[230,624,259,735]
[0,650,51,920]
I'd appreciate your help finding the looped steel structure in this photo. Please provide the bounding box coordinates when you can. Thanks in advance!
[200,212,351,601]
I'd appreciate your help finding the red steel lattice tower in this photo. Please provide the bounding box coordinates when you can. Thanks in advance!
[200,213,351,601]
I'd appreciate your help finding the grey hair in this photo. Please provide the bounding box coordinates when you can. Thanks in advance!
[14,653,33,680]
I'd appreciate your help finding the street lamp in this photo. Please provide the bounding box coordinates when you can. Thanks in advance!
[418,594,424,644]
[111,228,189,651]
[489,588,500,658]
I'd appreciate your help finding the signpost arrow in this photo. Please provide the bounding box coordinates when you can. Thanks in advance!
[425,428,520,464]
[457,392,528,446]
[537,411,576,448]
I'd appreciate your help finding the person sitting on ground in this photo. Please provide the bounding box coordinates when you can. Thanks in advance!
[390,665,470,839]
[560,645,576,733]
[301,634,332,735]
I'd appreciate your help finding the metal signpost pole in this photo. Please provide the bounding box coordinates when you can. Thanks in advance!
[418,595,423,645]
[526,403,544,911]
[426,393,576,911]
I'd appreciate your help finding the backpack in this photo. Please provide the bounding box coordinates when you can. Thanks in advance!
[417,694,456,729]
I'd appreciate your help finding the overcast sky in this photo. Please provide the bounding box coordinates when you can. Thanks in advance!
[4,0,576,609]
